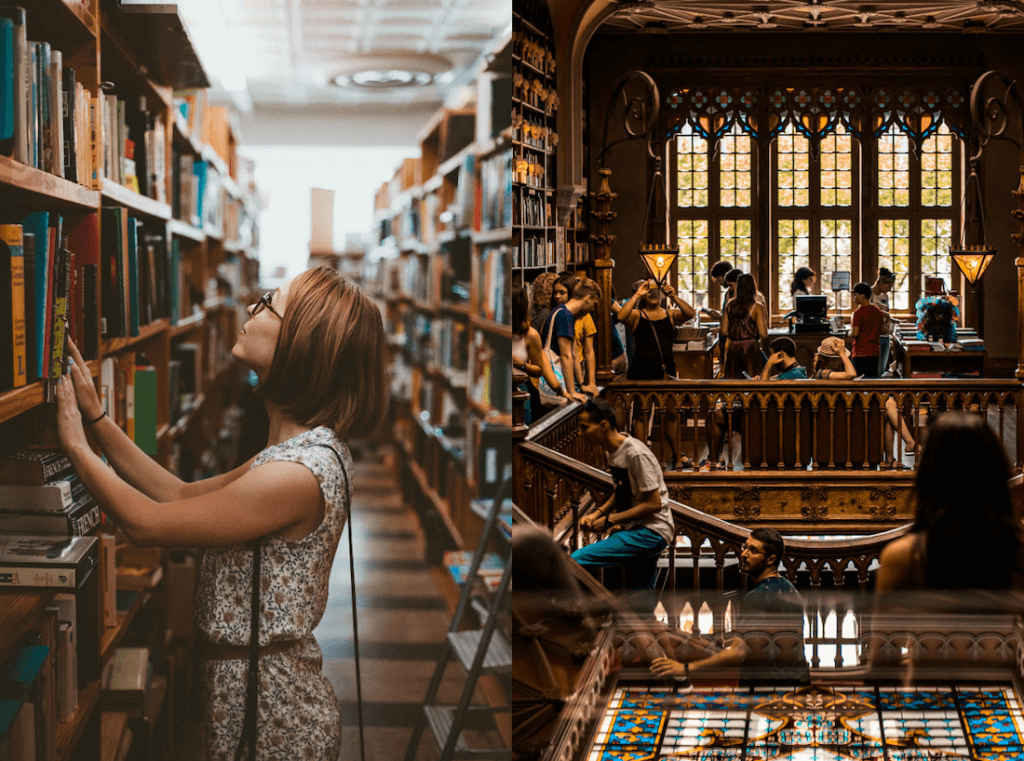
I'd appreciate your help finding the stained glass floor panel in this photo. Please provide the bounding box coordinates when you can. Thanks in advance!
[586,683,1024,761]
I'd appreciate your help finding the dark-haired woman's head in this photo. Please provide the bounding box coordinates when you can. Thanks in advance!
[791,266,816,296]
[552,273,577,306]
[726,273,757,319]
[913,412,1020,588]
[251,266,389,439]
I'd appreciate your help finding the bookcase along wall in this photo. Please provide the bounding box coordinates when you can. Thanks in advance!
[0,2,260,759]
[362,28,513,747]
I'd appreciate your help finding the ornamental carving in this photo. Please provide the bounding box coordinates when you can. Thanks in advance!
[733,486,761,501]
[802,503,829,521]
[669,485,693,503]
[869,485,897,501]
[801,486,828,502]
[734,503,762,521]
[870,504,897,521]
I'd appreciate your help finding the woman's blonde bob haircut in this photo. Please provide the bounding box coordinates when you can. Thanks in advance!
[259,266,389,438]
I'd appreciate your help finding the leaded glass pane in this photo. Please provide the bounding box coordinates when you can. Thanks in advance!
[720,219,752,278]
[720,124,752,208]
[921,123,955,207]
[820,125,852,207]
[676,219,710,309]
[677,124,709,208]
[878,126,911,207]
[778,219,810,310]
[777,125,809,207]
[820,219,853,312]
[921,218,953,292]
[879,218,911,310]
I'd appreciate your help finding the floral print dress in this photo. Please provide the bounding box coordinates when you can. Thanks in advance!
[195,427,352,760]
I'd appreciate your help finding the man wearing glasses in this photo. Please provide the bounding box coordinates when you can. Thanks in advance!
[650,527,807,686]
[573,397,674,611]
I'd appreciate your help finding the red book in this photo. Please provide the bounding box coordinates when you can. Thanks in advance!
[67,214,100,360]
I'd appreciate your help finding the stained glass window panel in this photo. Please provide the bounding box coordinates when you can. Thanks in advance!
[590,684,1024,761]
[878,126,911,207]
[922,218,954,293]
[677,219,710,309]
[777,125,810,207]
[879,219,911,310]
[720,219,752,277]
[921,124,955,207]
[677,124,709,208]
[819,125,853,207]
[820,219,853,312]
[720,125,752,208]
[778,219,810,308]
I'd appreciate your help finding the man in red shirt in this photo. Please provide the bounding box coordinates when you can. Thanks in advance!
[851,282,884,378]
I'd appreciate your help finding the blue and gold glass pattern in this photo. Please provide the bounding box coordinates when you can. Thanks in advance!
[588,684,1024,760]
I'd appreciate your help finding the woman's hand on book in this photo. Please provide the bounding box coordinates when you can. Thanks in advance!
[55,368,89,459]
[66,339,103,421]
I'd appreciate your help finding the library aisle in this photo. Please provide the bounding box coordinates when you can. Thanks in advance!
[167,447,502,760]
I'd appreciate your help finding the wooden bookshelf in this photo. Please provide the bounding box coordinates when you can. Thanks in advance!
[0,5,261,760]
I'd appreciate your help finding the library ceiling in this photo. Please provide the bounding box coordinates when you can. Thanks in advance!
[599,0,1024,33]
[217,0,510,106]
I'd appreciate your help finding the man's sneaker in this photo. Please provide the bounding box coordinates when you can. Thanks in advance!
[673,675,693,693]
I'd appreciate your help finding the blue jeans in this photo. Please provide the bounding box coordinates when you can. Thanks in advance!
[571,526,668,590]
[879,334,891,377]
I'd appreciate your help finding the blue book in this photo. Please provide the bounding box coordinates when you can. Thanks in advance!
[0,18,12,150]
[0,644,48,735]
[20,211,48,379]
[192,160,208,222]
[126,217,139,336]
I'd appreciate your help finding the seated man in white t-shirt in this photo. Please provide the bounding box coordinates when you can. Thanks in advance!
[572,397,674,610]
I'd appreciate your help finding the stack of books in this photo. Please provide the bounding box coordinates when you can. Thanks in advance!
[0,448,101,537]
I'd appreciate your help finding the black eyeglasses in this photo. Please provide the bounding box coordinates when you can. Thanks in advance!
[251,292,282,319]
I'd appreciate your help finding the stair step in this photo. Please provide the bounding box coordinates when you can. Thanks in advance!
[423,706,513,760]
[448,629,512,673]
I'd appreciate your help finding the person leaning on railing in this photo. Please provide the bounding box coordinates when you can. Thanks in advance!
[513,285,573,423]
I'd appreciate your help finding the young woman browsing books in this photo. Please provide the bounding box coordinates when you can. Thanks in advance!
[54,265,387,761]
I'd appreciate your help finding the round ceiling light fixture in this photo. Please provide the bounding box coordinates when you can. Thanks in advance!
[332,53,453,89]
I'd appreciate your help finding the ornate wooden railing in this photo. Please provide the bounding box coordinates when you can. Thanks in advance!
[516,378,1023,593]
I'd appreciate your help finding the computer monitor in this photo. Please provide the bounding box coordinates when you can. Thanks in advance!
[795,294,828,318]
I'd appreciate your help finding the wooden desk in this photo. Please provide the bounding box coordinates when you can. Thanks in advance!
[892,335,987,377]
[673,335,717,379]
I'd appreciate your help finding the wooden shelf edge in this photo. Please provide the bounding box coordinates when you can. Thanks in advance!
[170,311,206,336]
[100,320,170,355]
[168,218,206,242]
[471,314,513,340]
[406,457,464,549]
[472,227,512,245]
[101,180,172,220]
[0,379,47,425]
[0,155,100,209]
[0,588,58,663]
[100,586,148,664]
[56,679,100,761]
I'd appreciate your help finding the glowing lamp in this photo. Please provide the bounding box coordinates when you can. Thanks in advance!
[950,245,997,288]
[638,245,678,287]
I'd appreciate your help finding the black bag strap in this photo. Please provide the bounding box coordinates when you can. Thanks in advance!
[316,444,365,761]
[233,443,362,761]
[643,311,675,379]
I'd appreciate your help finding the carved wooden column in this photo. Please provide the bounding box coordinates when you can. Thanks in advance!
[1014,170,1024,380]
[590,168,617,383]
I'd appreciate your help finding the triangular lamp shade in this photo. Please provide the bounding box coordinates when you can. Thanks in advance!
[639,247,678,286]
[951,247,996,288]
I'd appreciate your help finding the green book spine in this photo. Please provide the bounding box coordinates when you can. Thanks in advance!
[133,365,157,456]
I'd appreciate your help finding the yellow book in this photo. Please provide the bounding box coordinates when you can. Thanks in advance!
[0,224,27,388]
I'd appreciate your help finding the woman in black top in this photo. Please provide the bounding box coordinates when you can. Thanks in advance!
[617,278,696,469]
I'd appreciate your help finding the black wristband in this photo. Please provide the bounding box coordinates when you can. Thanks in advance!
[84,411,107,426]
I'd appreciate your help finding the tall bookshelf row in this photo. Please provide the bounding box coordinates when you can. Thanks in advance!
[0,2,260,759]
[512,2,566,286]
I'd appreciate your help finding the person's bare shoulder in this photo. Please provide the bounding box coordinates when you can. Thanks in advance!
[876,533,919,590]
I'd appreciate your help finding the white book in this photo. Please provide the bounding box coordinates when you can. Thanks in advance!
[0,480,74,512]
[54,621,77,721]
[49,50,63,178]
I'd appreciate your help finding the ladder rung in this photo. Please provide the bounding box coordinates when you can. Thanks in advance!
[447,630,512,673]
[422,706,513,760]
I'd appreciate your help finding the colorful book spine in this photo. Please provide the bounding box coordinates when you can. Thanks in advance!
[0,7,27,163]
[133,363,157,456]
[126,217,139,336]
[0,224,27,388]
[0,17,12,154]
[47,237,70,385]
